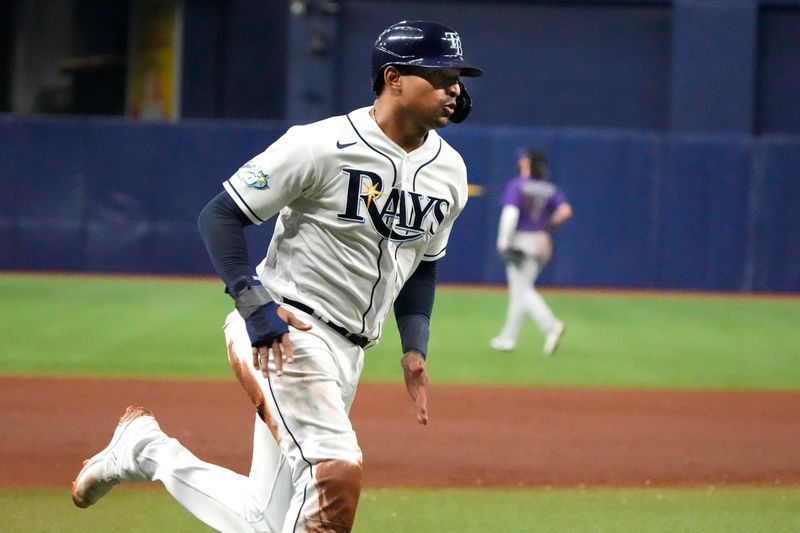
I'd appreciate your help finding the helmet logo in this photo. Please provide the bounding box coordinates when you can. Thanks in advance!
[443,32,463,57]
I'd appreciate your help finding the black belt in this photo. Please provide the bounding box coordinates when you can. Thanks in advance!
[282,298,371,348]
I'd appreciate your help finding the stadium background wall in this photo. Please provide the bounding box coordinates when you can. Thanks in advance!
[1,116,798,292]
[2,0,799,291]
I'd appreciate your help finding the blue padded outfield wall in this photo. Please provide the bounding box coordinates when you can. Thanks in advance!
[1,115,798,292]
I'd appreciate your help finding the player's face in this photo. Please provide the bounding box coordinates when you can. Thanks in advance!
[518,156,532,177]
[397,67,461,129]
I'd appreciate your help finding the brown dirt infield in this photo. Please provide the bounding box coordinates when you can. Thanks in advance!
[1,376,799,488]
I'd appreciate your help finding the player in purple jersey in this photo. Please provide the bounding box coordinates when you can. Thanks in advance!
[491,147,572,355]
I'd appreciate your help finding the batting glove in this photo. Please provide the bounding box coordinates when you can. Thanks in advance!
[243,302,289,348]
[230,276,289,347]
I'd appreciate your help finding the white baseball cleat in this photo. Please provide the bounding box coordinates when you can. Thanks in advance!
[543,321,565,356]
[71,405,161,508]
[490,336,516,352]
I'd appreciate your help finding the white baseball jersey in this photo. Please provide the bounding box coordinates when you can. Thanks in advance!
[223,106,469,342]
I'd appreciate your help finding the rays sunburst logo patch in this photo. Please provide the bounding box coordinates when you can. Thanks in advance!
[236,161,270,189]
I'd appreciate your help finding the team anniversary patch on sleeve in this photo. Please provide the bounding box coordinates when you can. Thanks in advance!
[236,161,270,189]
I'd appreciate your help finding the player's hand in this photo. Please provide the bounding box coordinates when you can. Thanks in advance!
[401,351,429,425]
[250,305,312,378]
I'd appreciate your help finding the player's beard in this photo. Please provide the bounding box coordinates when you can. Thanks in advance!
[438,98,457,128]
[428,104,453,130]
[402,107,445,136]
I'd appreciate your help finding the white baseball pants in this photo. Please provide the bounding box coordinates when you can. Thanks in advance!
[497,231,558,341]
[134,308,365,532]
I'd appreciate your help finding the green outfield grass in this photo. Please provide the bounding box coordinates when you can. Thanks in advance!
[1,273,798,390]
[2,273,799,532]
[2,486,798,532]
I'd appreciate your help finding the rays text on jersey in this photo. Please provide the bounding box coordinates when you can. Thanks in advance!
[337,168,449,242]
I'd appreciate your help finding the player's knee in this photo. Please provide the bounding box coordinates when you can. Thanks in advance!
[306,459,362,532]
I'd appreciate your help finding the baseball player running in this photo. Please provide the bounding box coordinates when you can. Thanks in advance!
[491,147,572,355]
[72,20,482,532]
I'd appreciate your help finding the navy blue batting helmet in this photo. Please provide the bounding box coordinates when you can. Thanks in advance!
[371,20,483,123]
[371,20,483,91]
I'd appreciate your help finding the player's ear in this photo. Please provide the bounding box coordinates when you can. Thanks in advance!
[384,66,403,92]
